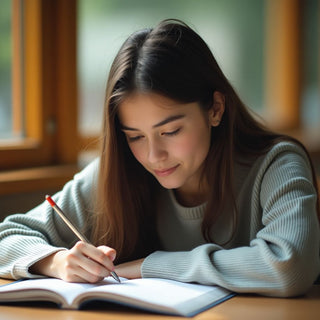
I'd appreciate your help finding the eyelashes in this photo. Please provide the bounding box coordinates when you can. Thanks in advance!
[126,128,182,143]
[127,135,143,142]
[162,128,181,136]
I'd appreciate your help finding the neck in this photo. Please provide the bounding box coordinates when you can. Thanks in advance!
[174,186,208,207]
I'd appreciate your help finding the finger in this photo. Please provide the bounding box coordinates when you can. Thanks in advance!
[63,266,105,283]
[73,264,105,283]
[79,256,111,279]
[78,243,116,271]
[97,245,117,262]
[62,272,88,283]
[62,252,107,283]
[73,242,115,276]
[54,245,109,283]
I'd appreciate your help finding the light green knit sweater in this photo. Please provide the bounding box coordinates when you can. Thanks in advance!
[0,142,319,297]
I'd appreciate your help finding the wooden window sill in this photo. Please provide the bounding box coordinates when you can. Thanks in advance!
[0,164,79,195]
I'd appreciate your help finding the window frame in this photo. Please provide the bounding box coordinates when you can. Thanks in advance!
[0,0,78,170]
[264,0,302,130]
[264,0,320,167]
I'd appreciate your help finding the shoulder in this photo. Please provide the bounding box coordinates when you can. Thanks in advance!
[254,141,316,206]
[61,157,100,197]
[238,141,313,189]
[255,141,313,180]
[265,141,310,163]
[74,157,100,181]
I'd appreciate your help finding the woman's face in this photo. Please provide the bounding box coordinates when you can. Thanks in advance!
[118,92,217,204]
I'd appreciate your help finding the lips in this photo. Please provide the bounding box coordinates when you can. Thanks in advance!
[154,164,179,177]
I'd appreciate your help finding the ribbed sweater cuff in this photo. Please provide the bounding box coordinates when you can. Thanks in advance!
[141,244,222,282]
[12,244,66,279]
[142,251,190,279]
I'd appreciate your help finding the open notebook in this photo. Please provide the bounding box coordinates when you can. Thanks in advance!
[0,277,234,317]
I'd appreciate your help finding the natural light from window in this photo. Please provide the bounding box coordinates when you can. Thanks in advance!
[0,0,13,139]
[77,0,265,137]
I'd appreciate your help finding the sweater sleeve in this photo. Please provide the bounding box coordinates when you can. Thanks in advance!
[0,159,99,280]
[141,143,320,297]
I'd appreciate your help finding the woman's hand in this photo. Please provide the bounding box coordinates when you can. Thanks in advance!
[115,258,144,279]
[30,241,117,283]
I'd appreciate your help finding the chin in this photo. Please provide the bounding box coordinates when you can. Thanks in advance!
[156,179,183,190]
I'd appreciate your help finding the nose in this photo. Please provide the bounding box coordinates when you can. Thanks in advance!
[148,138,167,164]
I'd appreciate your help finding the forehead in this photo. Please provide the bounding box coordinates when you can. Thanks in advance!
[118,92,198,126]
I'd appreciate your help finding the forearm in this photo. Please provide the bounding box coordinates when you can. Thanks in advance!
[0,235,66,279]
[0,207,76,279]
[142,236,320,297]
[0,160,97,279]
[29,250,66,278]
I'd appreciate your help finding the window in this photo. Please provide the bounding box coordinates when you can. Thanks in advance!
[301,0,320,129]
[0,0,78,195]
[0,0,78,171]
[77,0,319,174]
[0,0,13,139]
[264,0,320,175]
[0,0,319,195]
[77,0,266,139]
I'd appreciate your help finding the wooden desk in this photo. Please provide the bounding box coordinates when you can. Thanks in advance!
[0,279,319,320]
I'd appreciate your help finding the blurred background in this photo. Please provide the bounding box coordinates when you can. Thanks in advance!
[0,0,319,218]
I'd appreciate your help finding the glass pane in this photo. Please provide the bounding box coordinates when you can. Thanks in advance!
[78,0,265,136]
[0,0,12,139]
[301,0,320,127]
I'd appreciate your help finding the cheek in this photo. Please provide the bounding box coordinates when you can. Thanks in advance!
[128,144,146,164]
[172,138,196,157]
[174,131,210,159]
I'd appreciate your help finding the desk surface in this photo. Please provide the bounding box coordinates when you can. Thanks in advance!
[0,279,319,320]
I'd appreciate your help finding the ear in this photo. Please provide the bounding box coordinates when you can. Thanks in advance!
[209,91,225,127]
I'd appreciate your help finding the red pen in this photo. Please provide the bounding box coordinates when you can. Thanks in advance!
[45,195,120,283]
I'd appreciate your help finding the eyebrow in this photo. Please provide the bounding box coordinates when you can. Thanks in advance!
[120,114,185,131]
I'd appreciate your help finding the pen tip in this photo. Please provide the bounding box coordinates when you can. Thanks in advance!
[111,271,121,283]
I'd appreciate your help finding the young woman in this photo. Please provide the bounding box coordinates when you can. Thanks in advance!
[0,19,319,297]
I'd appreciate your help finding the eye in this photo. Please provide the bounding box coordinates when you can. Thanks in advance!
[127,135,142,142]
[162,128,181,137]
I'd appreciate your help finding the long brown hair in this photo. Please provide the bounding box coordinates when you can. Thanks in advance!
[91,19,319,262]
